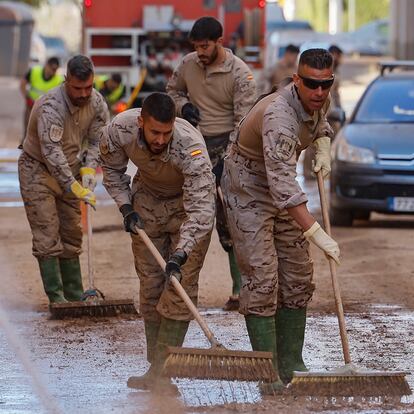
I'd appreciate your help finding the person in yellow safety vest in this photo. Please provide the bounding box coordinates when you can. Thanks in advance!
[94,73,126,112]
[19,57,64,142]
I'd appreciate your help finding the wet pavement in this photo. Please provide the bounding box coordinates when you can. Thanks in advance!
[0,305,413,413]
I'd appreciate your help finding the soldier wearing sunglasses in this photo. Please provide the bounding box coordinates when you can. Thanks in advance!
[220,48,339,394]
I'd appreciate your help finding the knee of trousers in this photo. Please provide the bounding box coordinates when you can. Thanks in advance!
[278,259,315,309]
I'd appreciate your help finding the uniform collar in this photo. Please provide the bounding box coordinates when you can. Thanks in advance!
[61,84,79,115]
[195,48,234,74]
[137,127,172,162]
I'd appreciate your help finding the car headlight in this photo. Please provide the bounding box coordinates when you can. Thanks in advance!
[336,139,375,164]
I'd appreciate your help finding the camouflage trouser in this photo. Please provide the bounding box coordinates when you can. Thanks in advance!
[204,132,232,251]
[131,185,212,322]
[221,147,315,316]
[18,152,82,258]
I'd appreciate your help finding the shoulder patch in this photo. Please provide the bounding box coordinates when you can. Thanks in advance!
[49,124,63,143]
[247,74,254,80]
[275,135,296,161]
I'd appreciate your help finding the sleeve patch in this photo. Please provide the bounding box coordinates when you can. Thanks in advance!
[247,74,254,80]
[49,124,63,143]
[275,135,296,161]
[191,149,202,157]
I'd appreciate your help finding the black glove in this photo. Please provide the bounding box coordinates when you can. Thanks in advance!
[181,103,201,127]
[120,204,144,234]
[165,249,187,278]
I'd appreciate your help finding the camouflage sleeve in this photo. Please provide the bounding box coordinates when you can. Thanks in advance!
[166,60,189,115]
[262,97,308,210]
[84,92,110,169]
[231,60,256,141]
[233,62,256,126]
[99,124,132,208]
[314,96,334,141]
[172,135,216,255]
[37,100,75,189]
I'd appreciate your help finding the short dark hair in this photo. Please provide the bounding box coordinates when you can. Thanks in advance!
[47,56,60,67]
[66,55,94,81]
[299,48,333,70]
[111,73,122,84]
[328,45,343,55]
[189,17,223,42]
[285,44,300,55]
[142,92,176,123]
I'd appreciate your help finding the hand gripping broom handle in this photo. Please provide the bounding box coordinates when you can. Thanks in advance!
[136,228,221,348]
[86,203,95,290]
[316,172,352,364]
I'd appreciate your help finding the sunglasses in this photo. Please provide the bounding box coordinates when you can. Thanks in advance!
[298,74,335,90]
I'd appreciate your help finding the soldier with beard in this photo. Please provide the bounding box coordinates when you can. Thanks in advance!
[167,16,256,311]
[18,55,109,306]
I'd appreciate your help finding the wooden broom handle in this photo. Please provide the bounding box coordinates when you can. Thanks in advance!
[136,228,221,348]
[86,203,95,290]
[316,172,352,364]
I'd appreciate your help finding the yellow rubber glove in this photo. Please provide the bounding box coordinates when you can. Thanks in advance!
[79,167,97,191]
[313,136,331,179]
[304,221,340,265]
[70,181,96,208]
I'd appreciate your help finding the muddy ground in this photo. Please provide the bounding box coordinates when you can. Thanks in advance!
[0,59,413,413]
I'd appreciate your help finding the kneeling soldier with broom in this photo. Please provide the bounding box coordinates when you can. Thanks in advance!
[100,92,215,392]
[221,49,340,394]
[19,55,109,307]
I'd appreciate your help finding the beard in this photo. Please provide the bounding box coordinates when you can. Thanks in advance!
[199,45,219,66]
[72,96,90,107]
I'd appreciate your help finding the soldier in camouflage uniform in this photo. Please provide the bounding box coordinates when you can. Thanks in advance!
[167,16,256,311]
[18,55,109,306]
[221,49,341,393]
[99,92,215,392]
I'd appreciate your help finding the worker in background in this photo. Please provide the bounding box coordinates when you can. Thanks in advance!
[257,44,299,95]
[328,45,343,110]
[19,56,64,142]
[221,49,340,394]
[18,55,109,306]
[94,73,126,113]
[167,16,256,311]
[100,92,215,393]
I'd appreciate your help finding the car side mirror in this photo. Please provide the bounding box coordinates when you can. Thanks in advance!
[328,108,346,126]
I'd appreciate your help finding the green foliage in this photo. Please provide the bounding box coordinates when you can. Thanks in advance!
[6,0,45,7]
[294,0,389,32]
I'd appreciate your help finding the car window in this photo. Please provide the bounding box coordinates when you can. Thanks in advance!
[354,78,414,123]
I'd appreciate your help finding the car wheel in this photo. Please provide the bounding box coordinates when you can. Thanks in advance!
[330,207,353,227]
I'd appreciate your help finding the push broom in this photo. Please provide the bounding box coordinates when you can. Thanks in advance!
[50,203,138,318]
[136,228,277,383]
[290,171,411,396]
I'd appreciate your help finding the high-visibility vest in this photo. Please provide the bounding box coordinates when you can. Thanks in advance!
[94,75,125,105]
[28,65,64,101]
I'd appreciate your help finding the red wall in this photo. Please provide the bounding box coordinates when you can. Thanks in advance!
[84,0,262,44]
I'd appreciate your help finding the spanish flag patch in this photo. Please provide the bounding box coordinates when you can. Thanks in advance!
[191,149,202,157]
[247,74,254,80]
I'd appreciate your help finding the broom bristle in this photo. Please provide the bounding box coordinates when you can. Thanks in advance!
[162,346,277,382]
[49,300,138,319]
[290,371,411,397]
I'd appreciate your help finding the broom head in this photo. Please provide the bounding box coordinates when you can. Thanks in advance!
[290,364,411,396]
[49,299,138,319]
[162,346,277,382]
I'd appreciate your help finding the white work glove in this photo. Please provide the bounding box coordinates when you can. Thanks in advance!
[313,136,331,179]
[304,222,340,265]
[80,167,97,191]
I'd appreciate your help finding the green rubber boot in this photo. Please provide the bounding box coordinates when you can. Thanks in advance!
[223,248,241,311]
[245,315,285,395]
[275,307,308,384]
[37,257,67,304]
[128,317,189,393]
[59,257,84,301]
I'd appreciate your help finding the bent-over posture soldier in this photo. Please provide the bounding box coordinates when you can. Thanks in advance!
[99,92,215,392]
[18,55,109,305]
[221,49,340,394]
[167,16,256,311]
